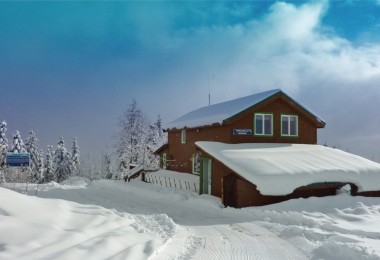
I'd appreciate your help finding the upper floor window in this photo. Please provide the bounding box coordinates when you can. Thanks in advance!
[254,113,273,136]
[181,129,186,144]
[281,115,298,136]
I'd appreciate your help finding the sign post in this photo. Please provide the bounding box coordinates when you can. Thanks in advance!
[6,153,30,167]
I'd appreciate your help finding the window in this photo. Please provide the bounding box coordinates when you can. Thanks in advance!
[181,129,186,144]
[281,115,298,136]
[192,153,200,174]
[254,113,273,136]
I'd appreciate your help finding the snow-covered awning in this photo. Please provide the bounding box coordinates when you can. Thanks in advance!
[195,142,380,196]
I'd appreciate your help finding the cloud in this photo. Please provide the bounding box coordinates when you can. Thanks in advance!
[146,0,380,160]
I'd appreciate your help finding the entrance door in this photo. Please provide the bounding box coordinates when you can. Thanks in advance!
[162,153,167,169]
[202,159,212,195]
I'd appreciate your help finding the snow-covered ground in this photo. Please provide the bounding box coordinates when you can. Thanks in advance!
[1,176,380,259]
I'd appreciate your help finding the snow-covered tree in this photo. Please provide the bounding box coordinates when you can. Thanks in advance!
[144,124,159,169]
[143,115,167,169]
[104,152,113,179]
[25,130,43,182]
[115,99,146,177]
[43,145,54,183]
[10,130,27,154]
[0,121,8,167]
[71,137,80,174]
[53,138,73,183]
[155,115,164,139]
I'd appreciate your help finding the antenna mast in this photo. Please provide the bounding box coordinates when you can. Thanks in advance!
[208,75,211,106]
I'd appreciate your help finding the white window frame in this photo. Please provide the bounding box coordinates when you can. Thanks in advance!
[254,113,273,136]
[281,115,299,137]
[192,153,200,174]
[181,129,186,144]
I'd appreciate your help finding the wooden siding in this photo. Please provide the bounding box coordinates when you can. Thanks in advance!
[166,126,230,173]
[227,95,318,144]
[164,96,320,173]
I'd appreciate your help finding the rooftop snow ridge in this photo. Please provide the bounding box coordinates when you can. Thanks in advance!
[165,89,324,130]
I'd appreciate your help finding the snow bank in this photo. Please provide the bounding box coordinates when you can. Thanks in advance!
[196,142,380,195]
[3,178,380,259]
[0,187,168,260]
[242,194,380,259]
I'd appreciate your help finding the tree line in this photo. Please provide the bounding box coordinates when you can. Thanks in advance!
[0,99,167,183]
[0,121,80,184]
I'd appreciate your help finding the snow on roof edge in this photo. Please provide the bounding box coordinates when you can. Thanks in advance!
[195,142,380,196]
[165,89,324,130]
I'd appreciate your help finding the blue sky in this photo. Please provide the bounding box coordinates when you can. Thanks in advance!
[1,0,380,163]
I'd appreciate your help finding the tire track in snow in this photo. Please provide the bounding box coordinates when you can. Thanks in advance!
[150,227,205,260]
[186,223,307,260]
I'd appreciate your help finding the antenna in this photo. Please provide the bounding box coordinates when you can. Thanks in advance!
[208,74,215,106]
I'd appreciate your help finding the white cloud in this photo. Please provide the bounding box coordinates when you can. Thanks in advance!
[149,0,380,161]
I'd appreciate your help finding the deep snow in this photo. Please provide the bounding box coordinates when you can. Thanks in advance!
[1,176,380,259]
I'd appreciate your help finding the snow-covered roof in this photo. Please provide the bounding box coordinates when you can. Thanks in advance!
[166,89,324,130]
[195,142,380,196]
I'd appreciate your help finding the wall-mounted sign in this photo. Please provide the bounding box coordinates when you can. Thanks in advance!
[6,153,30,167]
[232,129,252,136]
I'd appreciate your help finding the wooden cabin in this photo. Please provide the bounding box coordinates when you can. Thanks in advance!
[157,89,325,173]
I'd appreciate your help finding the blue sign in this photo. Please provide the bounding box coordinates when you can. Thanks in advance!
[6,153,30,167]
[233,129,252,136]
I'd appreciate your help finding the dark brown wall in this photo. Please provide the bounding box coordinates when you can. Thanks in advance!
[166,126,230,173]
[211,159,231,197]
[232,177,340,207]
[227,96,318,144]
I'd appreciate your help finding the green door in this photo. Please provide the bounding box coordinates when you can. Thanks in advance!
[162,153,167,169]
[201,158,212,195]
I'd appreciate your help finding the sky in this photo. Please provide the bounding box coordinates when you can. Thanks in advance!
[1,0,380,164]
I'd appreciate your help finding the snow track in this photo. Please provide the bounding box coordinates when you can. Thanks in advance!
[154,223,306,260]
[30,180,307,259]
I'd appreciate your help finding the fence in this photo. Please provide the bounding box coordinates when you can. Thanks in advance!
[144,172,198,193]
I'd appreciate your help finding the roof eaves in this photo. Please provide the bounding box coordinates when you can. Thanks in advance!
[279,90,326,126]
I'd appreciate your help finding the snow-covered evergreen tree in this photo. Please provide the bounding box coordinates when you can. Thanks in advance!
[10,130,27,154]
[71,137,80,174]
[25,130,42,183]
[53,138,73,183]
[115,99,146,177]
[0,121,8,167]
[144,124,159,169]
[154,115,167,147]
[155,115,163,139]
[143,115,167,169]
[104,152,113,179]
[43,145,54,183]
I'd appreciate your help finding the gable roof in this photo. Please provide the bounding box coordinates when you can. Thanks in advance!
[165,89,324,130]
[195,141,380,196]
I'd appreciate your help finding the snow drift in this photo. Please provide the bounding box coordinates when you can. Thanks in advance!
[0,187,170,260]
